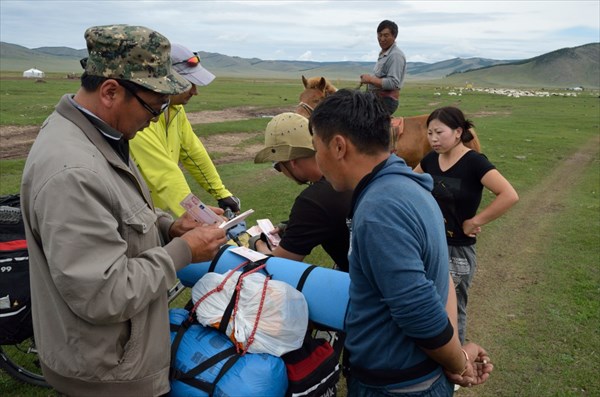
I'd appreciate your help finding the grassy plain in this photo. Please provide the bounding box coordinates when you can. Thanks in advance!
[0,74,599,396]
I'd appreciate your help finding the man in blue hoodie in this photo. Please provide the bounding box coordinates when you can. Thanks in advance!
[308,89,493,396]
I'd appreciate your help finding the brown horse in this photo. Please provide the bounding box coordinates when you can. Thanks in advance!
[296,76,338,118]
[296,75,481,168]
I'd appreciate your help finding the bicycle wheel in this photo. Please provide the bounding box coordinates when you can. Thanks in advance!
[0,336,50,388]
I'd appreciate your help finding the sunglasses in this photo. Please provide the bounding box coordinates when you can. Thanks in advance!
[173,53,201,67]
[120,83,169,117]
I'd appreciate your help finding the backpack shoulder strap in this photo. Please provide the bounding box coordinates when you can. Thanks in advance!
[173,346,239,396]
[208,244,231,273]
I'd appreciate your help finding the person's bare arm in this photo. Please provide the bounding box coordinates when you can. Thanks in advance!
[254,239,305,262]
[463,169,519,236]
[360,74,383,88]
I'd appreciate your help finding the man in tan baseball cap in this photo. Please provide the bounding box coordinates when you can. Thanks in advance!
[255,112,318,184]
[20,24,227,396]
[252,112,352,271]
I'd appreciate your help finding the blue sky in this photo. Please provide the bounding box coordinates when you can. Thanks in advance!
[1,0,598,63]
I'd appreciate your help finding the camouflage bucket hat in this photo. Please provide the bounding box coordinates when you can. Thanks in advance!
[254,113,315,163]
[83,24,190,95]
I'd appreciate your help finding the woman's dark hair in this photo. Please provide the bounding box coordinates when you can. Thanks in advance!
[309,89,390,154]
[427,106,475,143]
[377,20,398,38]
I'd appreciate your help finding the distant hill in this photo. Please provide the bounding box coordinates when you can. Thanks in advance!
[410,57,516,79]
[445,43,599,88]
[1,41,598,88]
[0,41,512,80]
[33,46,87,58]
[197,52,380,80]
[0,43,84,73]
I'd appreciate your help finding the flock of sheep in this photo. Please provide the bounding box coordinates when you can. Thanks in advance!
[435,87,585,98]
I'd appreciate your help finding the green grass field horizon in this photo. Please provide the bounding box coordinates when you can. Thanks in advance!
[0,76,598,396]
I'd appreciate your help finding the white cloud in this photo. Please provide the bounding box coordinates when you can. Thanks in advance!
[298,51,314,61]
[0,0,598,63]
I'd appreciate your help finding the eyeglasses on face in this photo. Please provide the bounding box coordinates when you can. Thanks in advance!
[119,82,169,117]
[173,53,201,67]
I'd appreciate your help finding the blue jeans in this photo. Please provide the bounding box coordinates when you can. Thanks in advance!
[347,373,454,397]
[448,244,477,344]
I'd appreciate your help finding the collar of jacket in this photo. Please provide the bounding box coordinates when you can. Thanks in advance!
[164,104,183,131]
[56,94,154,209]
[379,42,396,57]
[348,156,389,220]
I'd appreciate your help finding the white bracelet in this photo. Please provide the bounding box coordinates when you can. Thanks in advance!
[459,349,469,376]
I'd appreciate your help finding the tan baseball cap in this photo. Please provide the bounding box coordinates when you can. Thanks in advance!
[254,113,315,163]
[83,24,190,95]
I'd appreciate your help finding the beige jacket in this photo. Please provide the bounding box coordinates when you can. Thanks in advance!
[20,95,191,396]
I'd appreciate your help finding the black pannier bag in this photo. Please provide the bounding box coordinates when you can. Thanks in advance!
[0,194,34,345]
[282,328,343,397]
[282,265,344,397]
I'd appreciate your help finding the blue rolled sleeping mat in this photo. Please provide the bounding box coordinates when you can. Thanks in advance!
[177,245,350,331]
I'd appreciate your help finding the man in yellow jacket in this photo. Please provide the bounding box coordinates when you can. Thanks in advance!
[130,43,240,217]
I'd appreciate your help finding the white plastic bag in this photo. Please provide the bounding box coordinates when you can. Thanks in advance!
[191,270,308,356]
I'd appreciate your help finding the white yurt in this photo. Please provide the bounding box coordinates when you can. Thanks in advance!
[23,68,45,78]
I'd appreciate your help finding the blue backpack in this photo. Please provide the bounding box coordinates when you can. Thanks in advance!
[168,308,288,397]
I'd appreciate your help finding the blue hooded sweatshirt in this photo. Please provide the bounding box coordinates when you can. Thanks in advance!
[345,154,451,386]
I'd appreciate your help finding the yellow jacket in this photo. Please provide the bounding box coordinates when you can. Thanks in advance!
[130,105,232,217]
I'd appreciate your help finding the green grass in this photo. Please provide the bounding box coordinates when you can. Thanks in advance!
[0,78,80,125]
[461,148,600,397]
[1,77,599,396]
[521,193,599,396]
[184,77,303,111]
[0,160,25,196]
[0,75,307,125]
[195,118,270,136]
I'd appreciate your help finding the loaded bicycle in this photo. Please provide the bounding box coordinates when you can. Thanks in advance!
[0,194,49,388]
[0,196,244,389]
[0,336,49,388]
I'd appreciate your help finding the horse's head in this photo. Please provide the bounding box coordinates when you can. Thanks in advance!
[296,75,338,117]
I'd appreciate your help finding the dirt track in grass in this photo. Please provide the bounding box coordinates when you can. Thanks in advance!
[456,134,599,396]
[0,105,293,163]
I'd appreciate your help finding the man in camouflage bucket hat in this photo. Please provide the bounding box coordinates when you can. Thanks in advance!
[83,24,189,94]
[20,25,227,396]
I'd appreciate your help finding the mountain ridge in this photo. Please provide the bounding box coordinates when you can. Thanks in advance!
[1,42,598,88]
